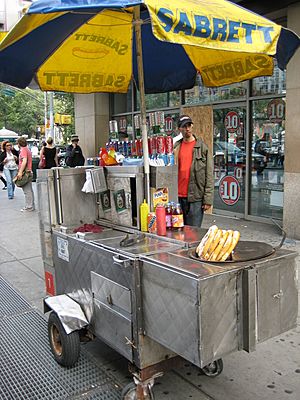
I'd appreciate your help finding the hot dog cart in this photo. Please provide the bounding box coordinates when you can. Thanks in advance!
[37,166,298,400]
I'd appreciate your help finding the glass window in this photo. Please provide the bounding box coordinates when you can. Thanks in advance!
[252,61,286,96]
[213,106,246,214]
[185,75,247,105]
[250,98,285,219]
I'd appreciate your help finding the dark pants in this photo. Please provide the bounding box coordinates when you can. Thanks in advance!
[179,197,204,227]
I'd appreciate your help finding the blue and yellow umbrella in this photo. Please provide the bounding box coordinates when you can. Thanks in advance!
[0,0,299,94]
[0,0,298,202]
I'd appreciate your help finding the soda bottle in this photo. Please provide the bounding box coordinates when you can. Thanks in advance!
[172,203,184,231]
[165,202,172,230]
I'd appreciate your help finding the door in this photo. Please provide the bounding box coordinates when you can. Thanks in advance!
[213,105,246,216]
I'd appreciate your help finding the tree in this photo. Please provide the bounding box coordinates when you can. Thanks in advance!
[53,92,75,144]
[0,87,44,136]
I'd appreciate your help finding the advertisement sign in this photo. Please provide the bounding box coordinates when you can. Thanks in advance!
[225,111,240,133]
[219,175,241,205]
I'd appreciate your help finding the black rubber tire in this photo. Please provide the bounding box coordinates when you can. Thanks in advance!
[121,382,155,400]
[201,359,223,377]
[48,311,80,367]
[121,382,137,400]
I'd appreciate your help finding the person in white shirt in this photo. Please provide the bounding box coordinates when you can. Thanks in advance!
[0,141,19,199]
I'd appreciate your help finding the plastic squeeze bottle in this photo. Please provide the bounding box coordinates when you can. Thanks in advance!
[156,204,167,236]
[140,200,150,232]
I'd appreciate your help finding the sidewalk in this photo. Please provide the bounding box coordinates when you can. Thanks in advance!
[0,183,299,400]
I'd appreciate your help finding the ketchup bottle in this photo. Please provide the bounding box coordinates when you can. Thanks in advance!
[155,204,166,236]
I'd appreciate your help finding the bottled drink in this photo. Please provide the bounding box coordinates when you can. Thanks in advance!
[172,203,184,231]
[165,202,172,230]
[155,204,166,236]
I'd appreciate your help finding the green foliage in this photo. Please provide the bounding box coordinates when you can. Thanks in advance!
[0,87,44,136]
[53,92,75,144]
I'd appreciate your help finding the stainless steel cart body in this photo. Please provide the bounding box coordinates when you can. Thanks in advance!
[37,167,298,398]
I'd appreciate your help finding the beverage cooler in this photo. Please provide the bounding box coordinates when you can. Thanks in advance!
[37,166,298,400]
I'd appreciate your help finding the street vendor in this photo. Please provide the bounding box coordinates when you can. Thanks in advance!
[174,115,214,227]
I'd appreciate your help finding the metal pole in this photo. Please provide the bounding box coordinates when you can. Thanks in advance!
[134,6,150,205]
[44,91,48,138]
[49,91,54,138]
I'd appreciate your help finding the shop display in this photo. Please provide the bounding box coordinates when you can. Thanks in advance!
[196,225,240,261]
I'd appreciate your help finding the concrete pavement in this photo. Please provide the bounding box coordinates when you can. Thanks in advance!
[0,183,299,400]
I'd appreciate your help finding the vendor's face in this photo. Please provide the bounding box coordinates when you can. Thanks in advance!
[180,122,194,141]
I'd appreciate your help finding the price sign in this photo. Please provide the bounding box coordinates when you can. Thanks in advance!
[225,111,240,133]
[165,116,174,134]
[267,99,285,123]
[219,175,241,205]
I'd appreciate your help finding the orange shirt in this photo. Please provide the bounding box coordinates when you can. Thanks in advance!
[178,139,195,197]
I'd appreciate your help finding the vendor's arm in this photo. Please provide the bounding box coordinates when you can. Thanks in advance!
[202,147,214,208]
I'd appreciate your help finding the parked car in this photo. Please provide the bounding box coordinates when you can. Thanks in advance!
[214,141,266,173]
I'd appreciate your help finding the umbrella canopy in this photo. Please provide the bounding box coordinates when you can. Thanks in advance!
[0,0,298,203]
[0,127,18,138]
[0,0,299,94]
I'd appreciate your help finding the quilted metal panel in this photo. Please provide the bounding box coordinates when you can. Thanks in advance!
[199,271,239,367]
[91,271,132,313]
[142,261,200,365]
[53,233,134,322]
[93,299,133,361]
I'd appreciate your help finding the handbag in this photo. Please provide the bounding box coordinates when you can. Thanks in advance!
[14,170,33,187]
[38,155,46,169]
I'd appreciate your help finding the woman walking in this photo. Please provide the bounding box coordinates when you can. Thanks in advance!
[0,141,19,199]
[16,136,35,212]
[40,137,57,169]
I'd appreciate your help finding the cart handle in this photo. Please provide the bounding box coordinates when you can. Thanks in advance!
[112,255,126,265]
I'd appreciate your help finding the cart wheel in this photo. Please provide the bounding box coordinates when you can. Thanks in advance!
[48,311,80,367]
[121,382,155,400]
[201,359,223,377]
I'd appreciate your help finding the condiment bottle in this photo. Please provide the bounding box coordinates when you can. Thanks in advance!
[165,202,172,230]
[140,199,150,232]
[172,203,184,231]
[155,204,166,236]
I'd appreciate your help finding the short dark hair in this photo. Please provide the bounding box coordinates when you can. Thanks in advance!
[17,137,27,147]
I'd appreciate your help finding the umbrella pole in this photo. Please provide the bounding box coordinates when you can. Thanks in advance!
[134,7,150,206]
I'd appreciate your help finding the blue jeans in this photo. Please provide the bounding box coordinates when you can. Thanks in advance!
[3,168,17,199]
[179,197,204,227]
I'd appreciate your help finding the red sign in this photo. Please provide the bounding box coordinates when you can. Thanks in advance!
[219,175,241,205]
[225,111,240,133]
[165,116,173,134]
[45,271,55,296]
[267,99,285,123]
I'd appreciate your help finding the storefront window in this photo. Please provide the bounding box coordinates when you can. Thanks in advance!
[252,62,286,96]
[250,98,285,219]
[213,106,246,215]
[186,75,247,105]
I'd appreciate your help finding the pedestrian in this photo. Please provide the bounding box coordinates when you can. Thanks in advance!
[173,115,214,227]
[65,135,85,167]
[16,136,35,212]
[40,137,58,169]
[0,141,19,199]
[31,141,39,157]
[0,142,7,190]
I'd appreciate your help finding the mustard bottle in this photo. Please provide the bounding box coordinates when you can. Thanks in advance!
[140,199,150,232]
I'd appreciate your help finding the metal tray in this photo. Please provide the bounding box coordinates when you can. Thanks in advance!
[189,240,275,263]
